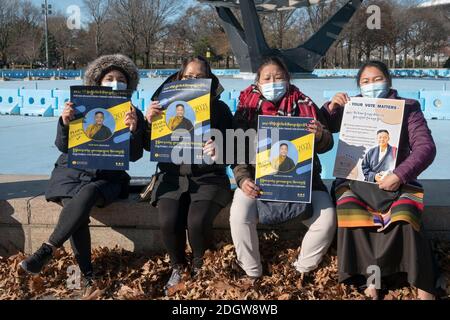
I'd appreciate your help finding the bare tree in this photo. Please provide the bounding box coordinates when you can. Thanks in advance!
[9,0,41,66]
[111,0,143,63]
[84,0,110,57]
[0,0,19,64]
[140,0,181,68]
[48,15,78,68]
[261,10,299,49]
[304,0,345,67]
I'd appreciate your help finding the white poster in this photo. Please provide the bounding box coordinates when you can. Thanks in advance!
[333,97,405,183]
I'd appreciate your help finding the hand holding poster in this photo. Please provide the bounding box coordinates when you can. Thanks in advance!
[333,97,405,183]
[255,116,315,203]
[68,86,132,170]
[150,79,212,164]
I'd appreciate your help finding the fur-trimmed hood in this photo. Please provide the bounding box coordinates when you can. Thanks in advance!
[83,54,139,91]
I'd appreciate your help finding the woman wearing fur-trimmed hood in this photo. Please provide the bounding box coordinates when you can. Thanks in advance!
[19,54,147,288]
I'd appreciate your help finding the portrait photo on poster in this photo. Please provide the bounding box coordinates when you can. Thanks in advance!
[361,129,398,183]
[270,140,299,175]
[82,108,115,142]
[165,101,196,132]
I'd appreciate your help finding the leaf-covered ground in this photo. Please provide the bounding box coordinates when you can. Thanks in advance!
[1,233,449,300]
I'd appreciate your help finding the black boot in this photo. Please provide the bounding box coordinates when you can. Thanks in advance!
[191,257,203,279]
[19,243,54,275]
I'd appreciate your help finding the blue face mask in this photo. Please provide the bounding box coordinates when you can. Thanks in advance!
[260,81,287,102]
[360,82,390,98]
[102,81,127,91]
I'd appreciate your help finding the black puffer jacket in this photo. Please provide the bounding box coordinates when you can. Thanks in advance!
[45,54,147,206]
[144,73,233,207]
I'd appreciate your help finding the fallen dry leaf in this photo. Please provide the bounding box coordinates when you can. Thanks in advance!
[166,282,186,296]
[0,237,448,300]
[82,288,105,300]
[28,276,45,294]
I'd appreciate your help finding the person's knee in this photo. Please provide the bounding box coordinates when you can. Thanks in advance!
[230,204,256,226]
[312,191,334,209]
[229,203,242,225]
[78,183,101,200]
[188,214,208,235]
[309,193,337,231]
[315,207,337,234]
[159,215,183,234]
[230,190,257,226]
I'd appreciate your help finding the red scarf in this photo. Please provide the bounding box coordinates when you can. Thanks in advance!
[237,84,318,121]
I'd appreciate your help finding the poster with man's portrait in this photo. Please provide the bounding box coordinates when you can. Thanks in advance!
[150,79,211,164]
[333,97,405,183]
[255,116,315,203]
[68,86,132,170]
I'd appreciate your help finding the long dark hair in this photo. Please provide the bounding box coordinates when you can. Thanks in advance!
[175,56,219,89]
[151,56,221,100]
[255,57,291,84]
[356,60,392,87]
[176,56,211,79]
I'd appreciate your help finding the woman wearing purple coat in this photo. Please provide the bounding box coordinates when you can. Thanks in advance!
[322,61,439,300]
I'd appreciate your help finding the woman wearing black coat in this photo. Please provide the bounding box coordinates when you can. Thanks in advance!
[19,54,147,286]
[145,56,233,294]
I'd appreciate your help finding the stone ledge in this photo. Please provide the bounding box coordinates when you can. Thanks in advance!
[1,176,449,256]
[2,189,449,231]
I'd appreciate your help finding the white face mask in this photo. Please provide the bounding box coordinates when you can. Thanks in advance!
[360,81,390,98]
[260,81,287,102]
[102,81,127,91]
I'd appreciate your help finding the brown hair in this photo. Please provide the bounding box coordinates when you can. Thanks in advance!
[255,57,291,83]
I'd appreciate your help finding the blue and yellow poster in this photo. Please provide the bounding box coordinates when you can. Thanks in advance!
[150,79,211,164]
[255,116,315,203]
[68,86,131,170]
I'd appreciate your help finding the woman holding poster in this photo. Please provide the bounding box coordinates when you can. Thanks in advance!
[19,54,147,290]
[322,61,439,299]
[145,56,233,295]
[229,57,336,281]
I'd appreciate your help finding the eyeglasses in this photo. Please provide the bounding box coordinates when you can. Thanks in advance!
[182,75,205,80]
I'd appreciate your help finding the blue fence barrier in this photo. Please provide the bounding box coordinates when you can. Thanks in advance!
[137,90,154,112]
[420,91,450,119]
[212,69,240,76]
[1,68,449,80]
[0,88,22,115]
[20,89,55,117]
[52,89,70,116]
[131,91,140,111]
[313,69,450,78]
[57,70,82,79]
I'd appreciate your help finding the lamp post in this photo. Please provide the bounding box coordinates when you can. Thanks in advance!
[42,0,52,69]
[206,47,212,67]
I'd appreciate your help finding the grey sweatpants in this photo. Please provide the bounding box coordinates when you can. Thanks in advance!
[230,188,336,277]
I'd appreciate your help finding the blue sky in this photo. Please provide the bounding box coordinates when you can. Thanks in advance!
[32,0,197,18]
[30,0,434,22]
